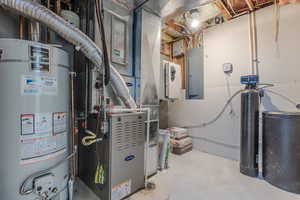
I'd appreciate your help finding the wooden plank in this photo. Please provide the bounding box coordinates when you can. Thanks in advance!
[56,0,61,14]
[165,20,185,34]
[162,32,174,43]
[245,0,255,11]
[161,43,172,57]
[173,55,186,89]
[214,1,233,20]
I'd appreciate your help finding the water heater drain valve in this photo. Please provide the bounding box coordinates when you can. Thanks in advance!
[33,174,57,199]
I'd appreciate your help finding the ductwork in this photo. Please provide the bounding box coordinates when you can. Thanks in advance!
[161,0,215,19]
[0,0,137,109]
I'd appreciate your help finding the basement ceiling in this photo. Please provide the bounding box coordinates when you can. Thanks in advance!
[162,0,278,39]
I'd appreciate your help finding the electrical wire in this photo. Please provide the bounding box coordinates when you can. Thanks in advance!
[94,0,110,187]
[183,89,245,129]
[183,83,300,130]
[82,129,103,146]
[257,83,275,90]
[183,83,275,129]
[264,89,300,108]
[95,0,110,85]
[20,147,77,196]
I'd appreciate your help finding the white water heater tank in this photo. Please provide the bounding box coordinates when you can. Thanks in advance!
[0,39,70,200]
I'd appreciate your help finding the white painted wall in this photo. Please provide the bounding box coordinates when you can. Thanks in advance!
[168,4,300,160]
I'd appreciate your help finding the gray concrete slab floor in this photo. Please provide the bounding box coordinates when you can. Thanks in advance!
[75,150,300,200]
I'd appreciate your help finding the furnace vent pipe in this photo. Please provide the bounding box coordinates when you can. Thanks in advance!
[0,0,136,109]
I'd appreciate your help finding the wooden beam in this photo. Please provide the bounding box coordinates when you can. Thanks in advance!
[56,0,61,14]
[245,0,255,11]
[165,20,185,34]
[214,1,233,20]
[162,31,174,43]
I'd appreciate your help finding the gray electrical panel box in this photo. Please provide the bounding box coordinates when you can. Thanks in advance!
[79,112,146,200]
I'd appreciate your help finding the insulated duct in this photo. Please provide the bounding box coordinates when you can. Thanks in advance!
[0,0,136,109]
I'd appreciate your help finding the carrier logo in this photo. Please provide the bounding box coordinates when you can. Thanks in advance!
[126,82,134,87]
[125,155,135,162]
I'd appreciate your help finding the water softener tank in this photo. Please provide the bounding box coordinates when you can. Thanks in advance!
[0,39,70,200]
[240,88,259,177]
[263,112,300,194]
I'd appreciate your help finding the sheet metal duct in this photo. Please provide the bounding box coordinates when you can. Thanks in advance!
[0,0,136,109]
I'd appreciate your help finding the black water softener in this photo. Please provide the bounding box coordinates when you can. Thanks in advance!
[240,75,260,177]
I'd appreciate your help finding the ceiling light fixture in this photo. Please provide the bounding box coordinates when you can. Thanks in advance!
[190,19,200,28]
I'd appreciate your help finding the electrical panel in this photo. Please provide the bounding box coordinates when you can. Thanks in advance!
[163,61,182,100]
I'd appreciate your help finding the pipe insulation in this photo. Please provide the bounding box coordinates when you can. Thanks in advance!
[0,0,137,109]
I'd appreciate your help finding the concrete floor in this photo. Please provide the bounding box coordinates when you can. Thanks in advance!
[75,151,300,200]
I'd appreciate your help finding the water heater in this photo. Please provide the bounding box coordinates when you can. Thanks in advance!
[0,39,70,200]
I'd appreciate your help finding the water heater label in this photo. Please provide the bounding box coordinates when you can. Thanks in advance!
[21,75,57,95]
[35,113,52,135]
[21,114,34,135]
[20,112,68,165]
[53,112,68,134]
[111,179,132,200]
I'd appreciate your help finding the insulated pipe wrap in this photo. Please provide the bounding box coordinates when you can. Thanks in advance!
[0,0,137,109]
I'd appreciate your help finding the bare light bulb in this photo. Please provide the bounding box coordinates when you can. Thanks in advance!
[190,19,200,28]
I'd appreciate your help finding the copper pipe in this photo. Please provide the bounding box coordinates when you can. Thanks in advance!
[19,16,25,40]
[70,72,76,178]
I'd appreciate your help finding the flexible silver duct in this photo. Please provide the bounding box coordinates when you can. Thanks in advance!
[29,0,41,42]
[0,0,137,109]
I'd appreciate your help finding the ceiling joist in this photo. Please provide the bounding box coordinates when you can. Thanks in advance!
[214,1,233,20]
[245,0,255,11]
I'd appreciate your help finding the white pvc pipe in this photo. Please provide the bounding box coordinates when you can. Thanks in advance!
[251,11,259,76]
[248,11,259,76]
[248,13,254,75]
[110,108,151,188]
